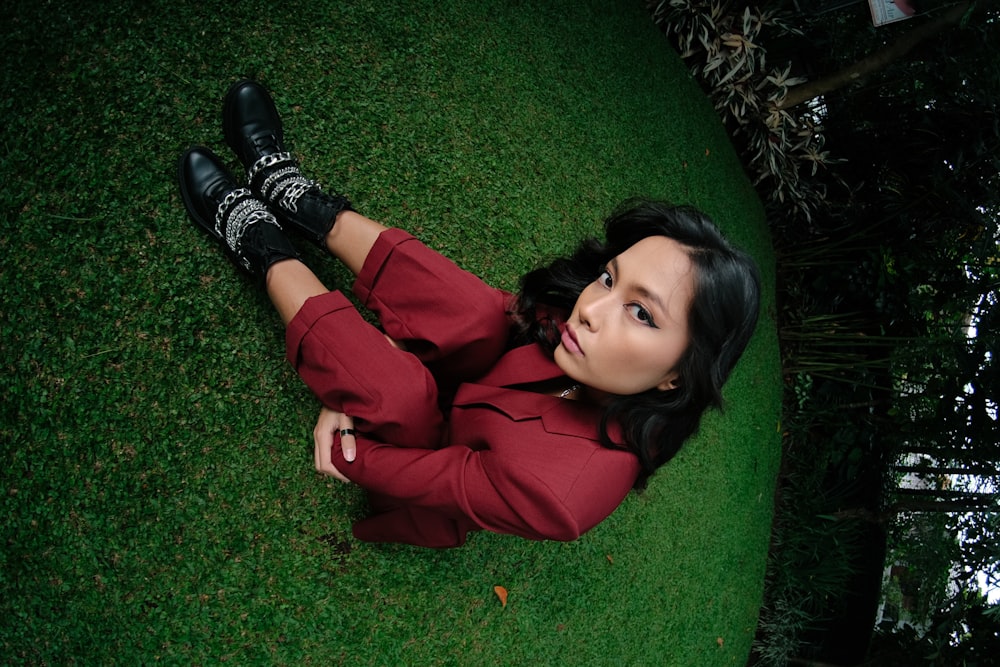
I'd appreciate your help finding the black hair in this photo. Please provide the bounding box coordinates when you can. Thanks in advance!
[513,199,761,489]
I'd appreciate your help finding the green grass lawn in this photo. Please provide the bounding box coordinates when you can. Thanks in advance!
[1,0,782,663]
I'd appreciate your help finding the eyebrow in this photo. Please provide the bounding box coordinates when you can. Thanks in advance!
[609,257,668,319]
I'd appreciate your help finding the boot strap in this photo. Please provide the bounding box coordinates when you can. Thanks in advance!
[215,188,282,265]
[247,151,295,183]
[248,152,320,213]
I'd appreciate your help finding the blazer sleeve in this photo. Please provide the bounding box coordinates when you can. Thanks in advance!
[332,437,585,543]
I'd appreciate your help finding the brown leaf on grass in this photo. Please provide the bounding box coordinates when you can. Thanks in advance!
[717,637,724,647]
[605,554,614,564]
[493,585,508,608]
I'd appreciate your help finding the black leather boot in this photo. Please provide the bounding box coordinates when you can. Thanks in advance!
[178,146,301,282]
[222,79,353,247]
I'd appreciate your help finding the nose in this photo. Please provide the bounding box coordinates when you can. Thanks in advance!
[577,283,612,331]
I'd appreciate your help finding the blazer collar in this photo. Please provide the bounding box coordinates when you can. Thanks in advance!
[475,343,564,387]
[459,344,624,443]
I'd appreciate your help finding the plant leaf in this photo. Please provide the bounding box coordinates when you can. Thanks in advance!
[493,585,508,608]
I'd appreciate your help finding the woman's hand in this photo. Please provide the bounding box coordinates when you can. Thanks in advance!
[313,406,357,483]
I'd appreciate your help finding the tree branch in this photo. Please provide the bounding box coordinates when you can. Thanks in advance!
[776,1,974,111]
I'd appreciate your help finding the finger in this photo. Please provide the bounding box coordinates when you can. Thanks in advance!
[313,413,333,473]
[315,432,351,482]
[339,415,357,463]
[323,461,351,484]
[314,408,340,474]
[315,428,334,476]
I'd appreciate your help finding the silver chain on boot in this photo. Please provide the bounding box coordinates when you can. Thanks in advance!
[247,152,319,214]
[215,188,284,272]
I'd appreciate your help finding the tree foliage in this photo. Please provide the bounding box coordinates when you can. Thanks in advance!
[868,588,1000,665]
[769,0,1000,661]
[648,0,839,221]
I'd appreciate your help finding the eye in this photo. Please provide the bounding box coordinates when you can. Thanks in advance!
[597,269,613,289]
[625,303,658,328]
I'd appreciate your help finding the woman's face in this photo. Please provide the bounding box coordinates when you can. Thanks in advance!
[554,236,695,397]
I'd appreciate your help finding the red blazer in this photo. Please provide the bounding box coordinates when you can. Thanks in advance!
[286,229,641,547]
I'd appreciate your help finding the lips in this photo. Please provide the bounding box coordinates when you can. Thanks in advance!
[561,324,584,356]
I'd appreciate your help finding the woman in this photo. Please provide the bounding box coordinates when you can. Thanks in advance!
[178,80,760,548]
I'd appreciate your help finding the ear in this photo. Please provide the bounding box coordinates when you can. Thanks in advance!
[656,371,680,392]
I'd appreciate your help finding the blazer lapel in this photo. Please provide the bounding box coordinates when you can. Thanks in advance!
[474,343,563,388]
[457,344,624,444]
